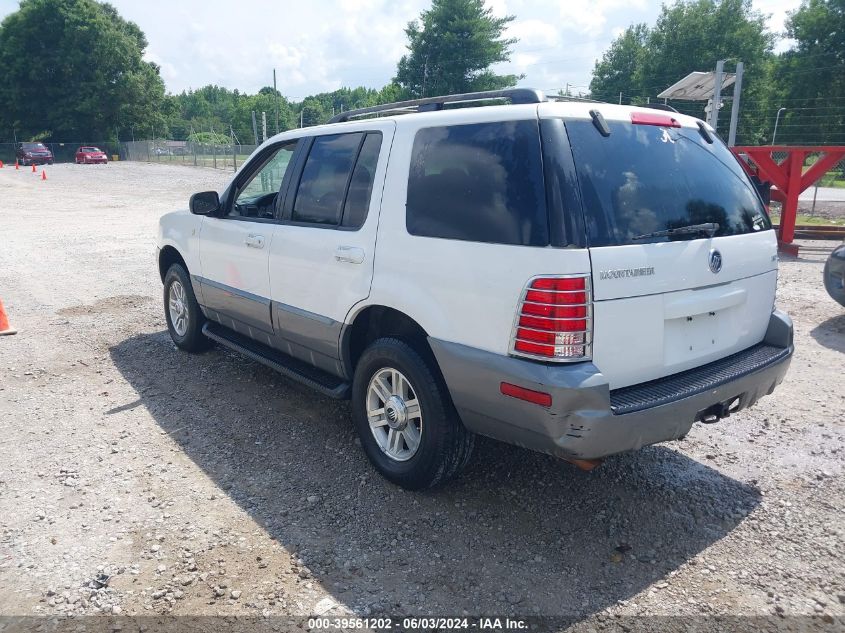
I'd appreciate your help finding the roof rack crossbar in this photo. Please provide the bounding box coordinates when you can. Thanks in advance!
[641,103,680,113]
[328,88,547,123]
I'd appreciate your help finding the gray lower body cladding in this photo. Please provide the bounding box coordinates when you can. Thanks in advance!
[429,310,793,460]
[192,275,345,378]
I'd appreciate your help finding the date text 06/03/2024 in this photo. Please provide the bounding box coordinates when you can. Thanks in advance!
[307,617,528,630]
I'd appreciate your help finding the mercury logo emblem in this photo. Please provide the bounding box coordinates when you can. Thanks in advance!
[709,249,723,274]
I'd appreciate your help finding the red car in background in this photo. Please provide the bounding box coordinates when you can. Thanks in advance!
[16,142,54,166]
[75,147,108,164]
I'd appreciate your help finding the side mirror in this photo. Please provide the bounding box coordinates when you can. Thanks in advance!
[189,191,220,215]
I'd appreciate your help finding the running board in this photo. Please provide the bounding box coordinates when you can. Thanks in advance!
[202,322,350,400]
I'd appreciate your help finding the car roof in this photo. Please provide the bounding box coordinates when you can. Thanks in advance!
[258,90,710,152]
[283,101,706,137]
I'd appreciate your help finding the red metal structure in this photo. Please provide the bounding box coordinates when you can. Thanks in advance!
[732,146,845,255]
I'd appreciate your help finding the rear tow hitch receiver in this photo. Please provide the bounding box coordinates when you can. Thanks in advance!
[698,396,742,424]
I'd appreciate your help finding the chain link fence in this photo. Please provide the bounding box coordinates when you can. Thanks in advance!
[798,152,845,219]
[120,140,258,171]
[4,139,844,221]
[733,149,845,222]
[0,141,121,164]
[0,140,259,171]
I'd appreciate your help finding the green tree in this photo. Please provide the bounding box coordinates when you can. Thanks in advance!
[765,0,845,144]
[299,99,327,127]
[0,0,165,141]
[394,0,521,98]
[589,24,649,104]
[589,0,774,141]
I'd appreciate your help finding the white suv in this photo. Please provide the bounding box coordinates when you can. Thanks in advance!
[157,89,793,489]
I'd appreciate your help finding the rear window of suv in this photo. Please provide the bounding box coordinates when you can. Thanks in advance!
[566,119,771,247]
[406,120,548,246]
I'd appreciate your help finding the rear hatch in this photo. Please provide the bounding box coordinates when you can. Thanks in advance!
[564,108,777,389]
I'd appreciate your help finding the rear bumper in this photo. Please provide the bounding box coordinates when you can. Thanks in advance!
[430,309,793,460]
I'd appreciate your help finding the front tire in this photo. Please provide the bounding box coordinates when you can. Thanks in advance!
[351,338,474,490]
[163,264,212,352]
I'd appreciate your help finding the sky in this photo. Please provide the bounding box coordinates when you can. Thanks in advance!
[0,0,801,100]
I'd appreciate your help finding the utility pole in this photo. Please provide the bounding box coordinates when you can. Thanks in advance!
[261,112,267,142]
[619,92,623,105]
[251,111,259,145]
[231,126,237,172]
[273,69,279,135]
[708,60,725,130]
[772,107,787,145]
[727,61,744,147]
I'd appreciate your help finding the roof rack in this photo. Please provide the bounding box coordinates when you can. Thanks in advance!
[547,94,604,104]
[641,103,680,113]
[328,88,547,123]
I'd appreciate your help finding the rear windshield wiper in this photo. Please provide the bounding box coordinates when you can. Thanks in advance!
[632,222,720,241]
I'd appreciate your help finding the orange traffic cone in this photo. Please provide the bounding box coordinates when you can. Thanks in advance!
[15,161,19,170]
[0,298,16,336]
[41,170,47,181]
[31,163,36,173]
[0,160,4,168]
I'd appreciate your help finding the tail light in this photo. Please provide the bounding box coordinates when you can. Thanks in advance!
[510,275,592,361]
[631,112,681,128]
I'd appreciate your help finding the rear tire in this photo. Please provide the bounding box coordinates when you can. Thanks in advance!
[351,338,474,490]
[163,264,212,352]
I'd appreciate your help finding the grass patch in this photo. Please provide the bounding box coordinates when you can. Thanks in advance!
[770,213,845,226]
[819,177,845,189]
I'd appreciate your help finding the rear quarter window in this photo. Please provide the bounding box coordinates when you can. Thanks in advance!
[406,120,548,246]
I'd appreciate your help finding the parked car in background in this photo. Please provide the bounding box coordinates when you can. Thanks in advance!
[16,142,53,166]
[824,243,845,307]
[75,146,108,164]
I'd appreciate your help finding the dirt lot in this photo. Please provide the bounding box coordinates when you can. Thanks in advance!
[1,162,843,630]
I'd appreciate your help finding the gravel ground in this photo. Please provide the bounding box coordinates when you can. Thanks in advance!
[0,162,843,631]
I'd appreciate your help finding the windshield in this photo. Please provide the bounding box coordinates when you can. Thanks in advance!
[22,142,47,150]
[566,120,771,246]
[82,147,101,152]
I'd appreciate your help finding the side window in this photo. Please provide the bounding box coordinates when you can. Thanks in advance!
[341,132,382,228]
[232,142,296,219]
[406,120,548,246]
[293,133,363,225]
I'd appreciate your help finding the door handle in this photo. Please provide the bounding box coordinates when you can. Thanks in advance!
[245,234,265,249]
[334,245,365,264]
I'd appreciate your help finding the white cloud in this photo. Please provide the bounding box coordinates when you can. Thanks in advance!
[755,0,800,51]
[557,0,649,36]
[507,19,560,48]
[0,0,800,98]
[143,49,179,85]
